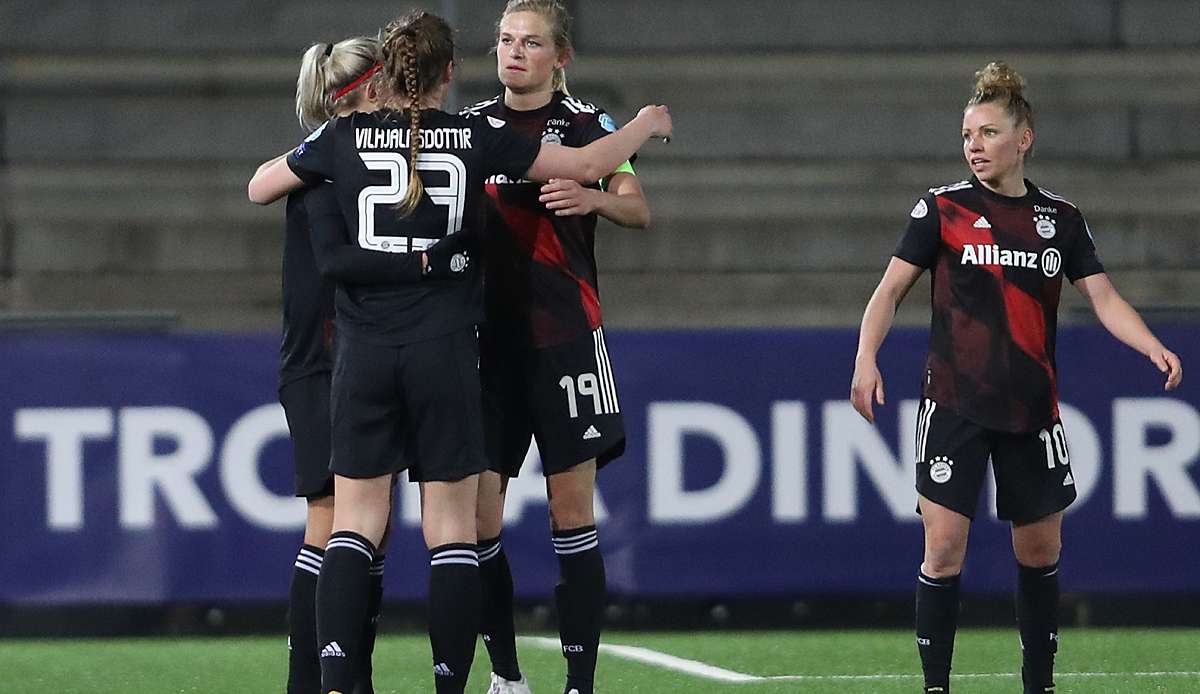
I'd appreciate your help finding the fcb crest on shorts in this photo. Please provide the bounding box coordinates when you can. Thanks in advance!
[929,455,954,484]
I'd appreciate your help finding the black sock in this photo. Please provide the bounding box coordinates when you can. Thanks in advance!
[916,572,960,690]
[287,545,324,694]
[478,535,521,681]
[351,554,386,694]
[429,543,481,694]
[317,531,375,694]
[553,526,605,694]
[1017,562,1060,693]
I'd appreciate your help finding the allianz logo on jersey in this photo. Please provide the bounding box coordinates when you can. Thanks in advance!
[961,243,1062,278]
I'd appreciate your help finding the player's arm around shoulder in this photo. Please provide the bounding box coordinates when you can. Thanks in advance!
[525,105,672,184]
[850,257,926,423]
[1073,273,1182,390]
[538,169,650,228]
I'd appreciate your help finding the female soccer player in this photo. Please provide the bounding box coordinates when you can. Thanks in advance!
[248,10,671,694]
[849,62,1182,694]
[271,36,388,694]
[461,3,649,694]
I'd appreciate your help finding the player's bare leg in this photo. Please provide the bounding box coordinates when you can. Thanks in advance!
[1012,511,1064,694]
[916,496,970,694]
[547,460,603,694]
[421,476,483,694]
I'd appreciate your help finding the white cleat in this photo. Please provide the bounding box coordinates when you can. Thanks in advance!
[486,672,532,694]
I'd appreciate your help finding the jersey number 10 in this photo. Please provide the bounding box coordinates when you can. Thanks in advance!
[357,152,467,253]
[1037,423,1070,469]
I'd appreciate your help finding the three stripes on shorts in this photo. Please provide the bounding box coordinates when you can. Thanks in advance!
[592,327,620,415]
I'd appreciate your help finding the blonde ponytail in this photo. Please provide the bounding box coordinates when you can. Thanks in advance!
[295,37,381,133]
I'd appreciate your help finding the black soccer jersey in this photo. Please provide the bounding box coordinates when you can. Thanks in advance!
[287,108,541,346]
[278,189,334,387]
[894,176,1105,433]
[461,92,625,349]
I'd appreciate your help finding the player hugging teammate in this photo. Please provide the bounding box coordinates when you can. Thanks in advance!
[850,62,1182,694]
[249,8,671,693]
[460,3,652,694]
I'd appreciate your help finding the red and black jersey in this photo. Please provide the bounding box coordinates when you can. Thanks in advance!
[461,92,624,349]
[894,176,1105,433]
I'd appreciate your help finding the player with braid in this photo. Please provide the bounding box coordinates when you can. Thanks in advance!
[850,62,1182,694]
[257,35,390,694]
[460,3,650,694]
[248,10,672,694]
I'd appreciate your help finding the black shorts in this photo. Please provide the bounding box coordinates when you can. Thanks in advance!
[330,327,486,483]
[915,398,1077,524]
[279,372,334,499]
[481,326,626,478]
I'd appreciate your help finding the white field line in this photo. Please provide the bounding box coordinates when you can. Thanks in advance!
[520,637,1200,684]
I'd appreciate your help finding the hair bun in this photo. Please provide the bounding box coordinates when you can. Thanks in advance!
[973,61,1026,96]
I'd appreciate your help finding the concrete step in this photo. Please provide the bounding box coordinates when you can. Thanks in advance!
[6,160,1198,274]
[3,1,1196,54]
[596,268,1200,329]
[7,50,1200,162]
[6,265,1194,331]
[11,159,1200,221]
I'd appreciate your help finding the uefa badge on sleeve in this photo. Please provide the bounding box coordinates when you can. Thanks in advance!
[450,253,469,274]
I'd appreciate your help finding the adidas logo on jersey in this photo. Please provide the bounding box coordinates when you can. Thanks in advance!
[434,662,455,677]
[320,641,346,658]
[582,425,602,440]
[973,216,992,229]
[1063,472,1075,486]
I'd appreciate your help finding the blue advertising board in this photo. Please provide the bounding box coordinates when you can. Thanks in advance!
[1,327,1196,603]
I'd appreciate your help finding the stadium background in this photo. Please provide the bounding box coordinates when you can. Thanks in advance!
[1,0,1198,685]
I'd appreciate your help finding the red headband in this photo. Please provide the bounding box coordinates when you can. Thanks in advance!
[333,62,382,103]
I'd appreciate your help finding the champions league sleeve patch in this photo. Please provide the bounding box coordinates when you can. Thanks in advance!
[293,142,307,158]
[599,113,618,133]
[910,199,929,219]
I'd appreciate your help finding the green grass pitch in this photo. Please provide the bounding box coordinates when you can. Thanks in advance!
[5,629,1198,693]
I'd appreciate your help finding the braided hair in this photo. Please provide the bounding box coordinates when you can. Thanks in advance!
[380,11,455,217]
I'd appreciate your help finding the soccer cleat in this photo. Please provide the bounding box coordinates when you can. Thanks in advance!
[486,672,532,694]
[923,686,949,693]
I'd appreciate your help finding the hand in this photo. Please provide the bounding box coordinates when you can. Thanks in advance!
[1149,346,1183,390]
[539,179,598,217]
[636,104,672,142]
[422,235,471,281]
[850,357,886,423]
